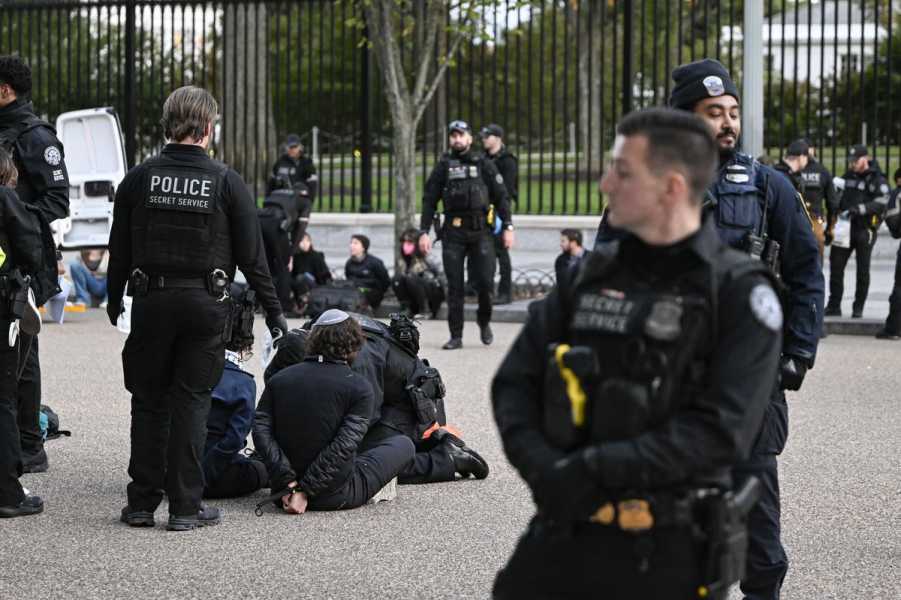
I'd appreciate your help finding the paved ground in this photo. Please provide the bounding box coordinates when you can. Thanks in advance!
[1,311,899,599]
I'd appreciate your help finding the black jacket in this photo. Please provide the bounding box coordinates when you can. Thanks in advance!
[486,146,518,203]
[420,149,512,233]
[839,163,890,232]
[553,249,588,289]
[107,144,282,319]
[292,248,332,285]
[252,359,373,496]
[269,154,318,198]
[493,219,781,501]
[0,99,70,223]
[345,253,390,293]
[0,186,44,279]
[800,158,837,220]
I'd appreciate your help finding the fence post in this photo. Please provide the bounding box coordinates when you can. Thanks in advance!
[742,1,764,158]
[622,0,634,116]
[360,25,373,213]
[124,0,137,167]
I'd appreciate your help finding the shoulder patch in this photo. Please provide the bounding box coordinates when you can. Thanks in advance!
[726,173,750,183]
[43,146,61,166]
[495,173,504,185]
[749,284,783,332]
[880,184,889,195]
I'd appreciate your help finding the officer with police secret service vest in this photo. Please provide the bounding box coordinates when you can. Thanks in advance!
[107,86,287,532]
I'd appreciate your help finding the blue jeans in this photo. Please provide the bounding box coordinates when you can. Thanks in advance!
[69,262,107,304]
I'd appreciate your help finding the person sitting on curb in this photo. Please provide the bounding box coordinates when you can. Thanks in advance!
[392,228,445,319]
[344,234,391,310]
[252,309,414,513]
[68,249,108,308]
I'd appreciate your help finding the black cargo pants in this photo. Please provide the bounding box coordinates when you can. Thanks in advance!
[123,288,229,517]
[0,319,24,507]
[442,224,495,339]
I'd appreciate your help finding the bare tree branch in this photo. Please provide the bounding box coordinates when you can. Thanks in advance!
[410,0,442,106]
[413,16,471,125]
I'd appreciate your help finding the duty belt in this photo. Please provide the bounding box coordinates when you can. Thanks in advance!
[147,275,208,290]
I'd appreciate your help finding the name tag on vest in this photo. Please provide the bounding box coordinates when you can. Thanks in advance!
[146,169,217,214]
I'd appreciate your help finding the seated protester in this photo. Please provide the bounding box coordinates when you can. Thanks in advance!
[291,233,332,312]
[392,228,445,318]
[264,313,488,485]
[554,228,589,287]
[0,147,46,518]
[68,249,108,308]
[252,310,414,513]
[344,234,390,309]
[203,355,268,499]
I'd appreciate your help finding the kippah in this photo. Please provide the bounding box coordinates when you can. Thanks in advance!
[313,309,349,328]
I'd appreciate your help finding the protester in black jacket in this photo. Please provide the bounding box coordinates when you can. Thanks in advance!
[344,234,390,309]
[291,233,332,311]
[252,310,413,513]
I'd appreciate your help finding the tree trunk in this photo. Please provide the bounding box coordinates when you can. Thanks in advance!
[392,116,418,270]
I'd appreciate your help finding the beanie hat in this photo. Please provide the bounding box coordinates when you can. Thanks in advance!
[669,59,740,110]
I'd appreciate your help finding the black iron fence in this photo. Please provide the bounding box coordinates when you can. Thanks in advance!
[0,1,898,214]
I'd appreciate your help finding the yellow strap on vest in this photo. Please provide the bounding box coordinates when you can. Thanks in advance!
[554,344,587,427]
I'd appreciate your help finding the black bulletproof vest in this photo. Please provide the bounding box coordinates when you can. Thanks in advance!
[444,157,489,214]
[132,155,230,276]
[559,252,714,445]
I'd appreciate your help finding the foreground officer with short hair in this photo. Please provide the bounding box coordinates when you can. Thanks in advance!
[420,120,514,350]
[492,107,781,599]
[107,86,287,531]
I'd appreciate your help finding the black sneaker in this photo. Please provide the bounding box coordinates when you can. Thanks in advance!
[851,310,863,319]
[875,329,901,340]
[824,306,842,317]
[480,323,494,346]
[0,494,44,518]
[120,505,155,527]
[442,337,463,350]
[22,449,48,474]
[167,505,222,531]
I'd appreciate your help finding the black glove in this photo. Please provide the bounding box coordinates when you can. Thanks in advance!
[266,313,289,348]
[533,452,601,522]
[106,302,122,327]
[780,355,808,391]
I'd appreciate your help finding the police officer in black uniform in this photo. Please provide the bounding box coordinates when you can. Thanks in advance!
[0,55,69,474]
[268,133,318,199]
[493,108,782,599]
[798,140,838,245]
[259,177,312,316]
[774,140,827,256]
[107,86,287,531]
[670,59,824,600]
[481,124,517,305]
[877,167,901,340]
[420,120,514,350]
[825,145,890,318]
[0,146,48,518]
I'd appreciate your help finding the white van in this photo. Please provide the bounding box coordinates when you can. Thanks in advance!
[53,107,128,249]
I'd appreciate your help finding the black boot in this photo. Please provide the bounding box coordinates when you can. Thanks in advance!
[167,505,222,531]
[442,337,463,350]
[435,430,489,479]
[480,323,494,346]
[120,505,155,527]
[0,494,44,519]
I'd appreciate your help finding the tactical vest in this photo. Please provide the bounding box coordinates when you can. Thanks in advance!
[132,156,231,276]
[543,242,771,456]
[444,157,489,215]
[708,153,769,251]
[843,171,888,231]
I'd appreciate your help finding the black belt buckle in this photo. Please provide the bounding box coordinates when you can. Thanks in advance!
[206,269,230,301]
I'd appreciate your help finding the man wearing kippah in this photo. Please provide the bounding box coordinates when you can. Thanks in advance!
[670,58,824,600]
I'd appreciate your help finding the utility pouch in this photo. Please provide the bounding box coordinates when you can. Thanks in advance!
[542,344,597,450]
[762,239,781,276]
[127,269,149,297]
[226,288,256,354]
[743,233,765,260]
[589,377,650,441]
[696,477,762,600]
[7,271,29,320]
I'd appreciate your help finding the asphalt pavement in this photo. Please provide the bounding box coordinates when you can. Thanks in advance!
[0,311,898,599]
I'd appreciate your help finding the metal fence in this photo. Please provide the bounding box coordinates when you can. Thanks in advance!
[0,0,898,214]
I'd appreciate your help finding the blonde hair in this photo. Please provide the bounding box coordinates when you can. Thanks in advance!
[160,86,218,143]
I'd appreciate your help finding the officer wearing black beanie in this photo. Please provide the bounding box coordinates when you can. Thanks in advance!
[669,58,825,600]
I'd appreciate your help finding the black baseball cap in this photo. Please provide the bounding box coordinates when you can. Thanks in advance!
[285,133,302,147]
[786,139,809,157]
[448,120,471,134]
[480,123,504,138]
[848,144,868,161]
